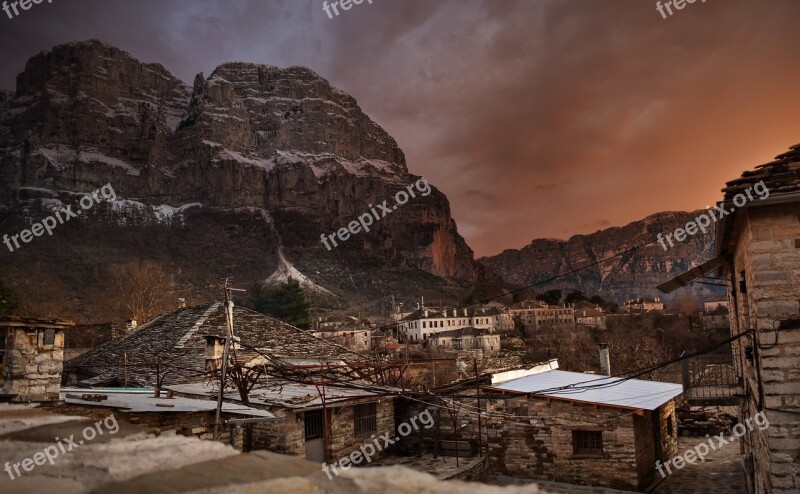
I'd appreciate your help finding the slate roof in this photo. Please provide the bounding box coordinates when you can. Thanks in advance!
[65,302,364,387]
[487,369,683,411]
[722,143,800,200]
[167,379,395,410]
[427,327,495,339]
[400,306,502,321]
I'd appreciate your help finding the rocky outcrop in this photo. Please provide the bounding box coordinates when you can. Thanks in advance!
[0,40,478,320]
[480,211,724,303]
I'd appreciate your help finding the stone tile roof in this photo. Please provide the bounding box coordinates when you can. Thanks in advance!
[427,327,494,339]
[722,143,800,200]
[400,306,502,321]
[65,302,364,387]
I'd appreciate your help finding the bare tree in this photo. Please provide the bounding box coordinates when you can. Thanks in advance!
[108,261,173,323]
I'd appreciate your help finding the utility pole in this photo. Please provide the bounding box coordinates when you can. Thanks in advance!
[213,279,245,440]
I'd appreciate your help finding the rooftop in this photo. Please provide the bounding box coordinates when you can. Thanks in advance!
[486,369,683,410]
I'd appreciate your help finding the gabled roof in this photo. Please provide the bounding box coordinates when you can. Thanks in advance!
[65,302,363,387]
[486,369,683,411]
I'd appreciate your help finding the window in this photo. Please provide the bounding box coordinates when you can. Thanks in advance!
[666,414,674,437]
[572,430,603,455]
[423,321,426,329]
[304,410,323,440]
[354,403,377,437]
[43,328,56,346]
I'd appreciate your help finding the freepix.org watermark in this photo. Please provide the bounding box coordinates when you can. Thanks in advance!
[3,183,116,253]
[656,411,769,479]
[322,0,373,20]
[321,409,434,480]
[656,180,769,252]
[4,414,119,480]
[2,0,54,20]
[656,0,707,20]
[320,177,432,251]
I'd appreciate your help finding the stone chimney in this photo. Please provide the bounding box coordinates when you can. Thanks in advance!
[452,308,457,317]
[463,308,468,317]
[177,298,187,309]
[125,320,137,331]
[204,335,226,372]
[599,343,611,376]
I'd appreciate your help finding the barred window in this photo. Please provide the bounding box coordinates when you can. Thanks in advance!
[353,403,377,437]
[572,430,603,455]
[304,410,323,440]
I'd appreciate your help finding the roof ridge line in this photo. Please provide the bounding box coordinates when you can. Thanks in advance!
[175,302,221,348]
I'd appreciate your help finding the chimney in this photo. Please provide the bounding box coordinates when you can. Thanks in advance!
[204,335,226,372]
[125,320,138,331]
[463,308,468,317]
[599,343,611,376]
[177,298,187,309]
[453,308,457,317]
[424,310,429,317]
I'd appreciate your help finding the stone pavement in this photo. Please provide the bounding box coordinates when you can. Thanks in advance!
[651,435,746,494]
[488,475,637,493]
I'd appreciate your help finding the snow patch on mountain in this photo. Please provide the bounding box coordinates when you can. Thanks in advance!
[265,250,335,296]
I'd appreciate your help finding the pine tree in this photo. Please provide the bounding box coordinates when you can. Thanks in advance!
[251,277,311,329]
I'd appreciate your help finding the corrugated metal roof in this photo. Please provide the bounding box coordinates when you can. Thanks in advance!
[488,370,683,410]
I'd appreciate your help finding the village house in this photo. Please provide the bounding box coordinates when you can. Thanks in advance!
[398,307,497,342]
[483,368,682,491]
[426,327,501,356]
[64,302,396,461]
[621,297,664,313]
[659,143,800,494]
[312,327,371,352]
[0,316,72,402]
[574,301,607,329]
[509,301,576,336]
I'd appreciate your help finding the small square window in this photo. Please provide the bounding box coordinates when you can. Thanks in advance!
[573,430,603,455]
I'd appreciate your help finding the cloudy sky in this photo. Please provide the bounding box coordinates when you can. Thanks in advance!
[2,0,799,257]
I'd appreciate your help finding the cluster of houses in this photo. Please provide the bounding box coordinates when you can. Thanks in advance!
[1,143,797,493]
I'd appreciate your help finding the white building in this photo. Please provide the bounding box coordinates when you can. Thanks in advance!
[398,307,496,342]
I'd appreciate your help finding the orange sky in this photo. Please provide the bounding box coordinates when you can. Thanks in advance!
[2,0,799,257]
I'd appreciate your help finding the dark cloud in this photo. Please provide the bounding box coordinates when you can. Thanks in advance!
[2,0,799,256]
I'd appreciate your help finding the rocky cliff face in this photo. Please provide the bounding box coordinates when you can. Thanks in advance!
[480,211,724,303]
[0,40,477,320]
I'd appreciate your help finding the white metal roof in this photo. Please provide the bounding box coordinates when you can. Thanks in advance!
[488,370,683,410]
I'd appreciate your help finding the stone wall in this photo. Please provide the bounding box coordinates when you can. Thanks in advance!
[486,395,677,491]
[252,407,304,455]
[728,204,800,494]
[327,398,395,462]
[3,327,65,401]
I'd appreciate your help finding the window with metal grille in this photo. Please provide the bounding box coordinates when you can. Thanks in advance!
[353,403,377,437]
[43,328,56,346]
[572,430,603,455]
[304,410,323,440]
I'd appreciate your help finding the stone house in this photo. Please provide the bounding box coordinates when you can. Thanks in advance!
[0,317,72,401]
[63,302,395,462]
[168,380,395,464]
[510,302,576,336]
[311,327,371,352]
[483,369,682,491]
[622,297,664,313]
[659,143,800,494]
[426,327,501,356]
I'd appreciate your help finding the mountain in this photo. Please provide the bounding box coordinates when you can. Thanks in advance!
[479,211,724,303]
[0,40,481,322]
